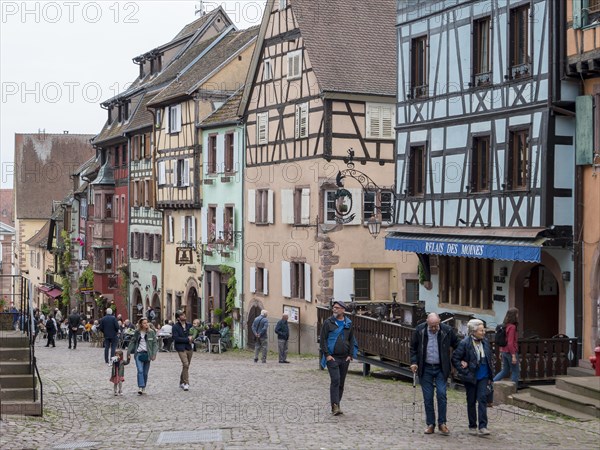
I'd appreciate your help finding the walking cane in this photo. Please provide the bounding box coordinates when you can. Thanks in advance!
[412,371,416,433]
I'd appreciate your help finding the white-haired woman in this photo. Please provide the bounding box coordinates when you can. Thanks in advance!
[452,319,494,436]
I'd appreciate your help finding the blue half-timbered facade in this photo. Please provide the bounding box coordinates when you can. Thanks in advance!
[387,0,579,338]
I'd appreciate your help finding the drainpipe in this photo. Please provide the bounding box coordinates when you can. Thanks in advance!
[240,122,245,349]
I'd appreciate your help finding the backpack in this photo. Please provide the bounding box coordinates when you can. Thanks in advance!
[495,324,507,347]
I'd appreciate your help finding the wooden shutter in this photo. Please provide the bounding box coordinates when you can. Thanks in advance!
[576,95,594,165]
[382,105,394,138]
[281,189,294,224]
[267,190,274,224]
[130,232,135,258]
[216,206,224,241]
[248,189,256,223]
[348,188,363,225]
[287,53,294,78]
[181,217,186,244]
[158,161,166,184]
[203,139,209,176]
[333,269,354,301]
[281,261,291,298]
[250,267,256,293]
[300,188,310,225]
[263,268,269,295]
[168,216,174,243]
[233,129,240,173]
[183,159,190,186]
[367,104,380,138]
[230,207,236,247]
[156,234,162,262]
[201,207,208,244]
[144,133,150,158]
[216,134,225,173]
[304,263,311,302]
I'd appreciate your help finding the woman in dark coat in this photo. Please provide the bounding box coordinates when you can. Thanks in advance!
[44,314,57,347]
[452,318,494,436]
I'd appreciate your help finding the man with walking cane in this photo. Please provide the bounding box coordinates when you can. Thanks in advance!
[410,313,459,435]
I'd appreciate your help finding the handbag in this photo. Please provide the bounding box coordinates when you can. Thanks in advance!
[137,352,149,362]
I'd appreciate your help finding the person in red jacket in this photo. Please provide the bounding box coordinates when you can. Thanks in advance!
[493,308,520,387]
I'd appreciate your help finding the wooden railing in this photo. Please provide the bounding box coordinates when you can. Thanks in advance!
[317,307,579,381]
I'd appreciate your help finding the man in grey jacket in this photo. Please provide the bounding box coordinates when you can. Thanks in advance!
[252,310,269,363]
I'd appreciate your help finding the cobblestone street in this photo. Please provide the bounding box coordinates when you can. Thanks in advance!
[1,340,599,449]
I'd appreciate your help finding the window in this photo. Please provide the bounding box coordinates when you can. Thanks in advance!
[168,216,174,243]
[93,249,113,272]
[508,129,529,190]
[174,159,190,187]
[123,102,129,121]
[473,17,491,86]
[257,112,268,145]
[256,189,270,224]
[208,134,217,174]
[406,279,420,303]
[114,147,120,167]
[324,190,337,224]
[80,198,88,220]
[250,266,268,295]
[144,233,153,261]
[224,206,234,243]
[208,206,217,242]
[438,256,492,309]
[287,50,302,80]
[120,196,125,222]
[105,195,112,219]
[408,145,426,197]
[354,269,370,300]
[510,5,530,79]
[293,188,310,225]
[264,59,273,81]
[168,104,181,133]
[411,36,428,98]
[366,103,395,139]
[471,136,490,192]
[279,0,287,10]
[363,190,393,223]
[121,145,127,167]
[182,215,196,246]
[113,195,119,220]
[291,262,305,299]
[138,233,144,260]
[295,102,308,139]
[225,133,234,173]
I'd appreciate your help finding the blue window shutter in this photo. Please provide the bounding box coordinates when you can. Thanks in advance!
[573,0,583,29]
[576,95,594,165]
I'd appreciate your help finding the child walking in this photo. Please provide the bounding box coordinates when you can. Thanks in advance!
[110,350,130,396]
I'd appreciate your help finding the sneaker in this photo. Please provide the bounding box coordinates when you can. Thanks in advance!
[439,424,450,436]
[282,361,290,363]
[179,383,184,389]
[118,392,123,396]
[142,388,146,394]
[138,388,143,395]
[468,428,478,435]
[183,384,189,391]
[479,428,490,436]
[114,392,118,396]
[332,404,341,416]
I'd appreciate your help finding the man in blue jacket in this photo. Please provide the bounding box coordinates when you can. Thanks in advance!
[320,300,358,416]
[252,309,269,363]
[99,308,119,364]
[172,310,193,391]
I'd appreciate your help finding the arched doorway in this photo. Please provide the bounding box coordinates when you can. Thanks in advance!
[132,288,143,320]
[151,293,161,324]
[188,287,199,322]
[246,304,262,349]
[521,265,559,338]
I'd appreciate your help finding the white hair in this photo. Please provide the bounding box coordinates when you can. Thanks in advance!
[467,319,484,335]
[106,308,113,315]
[261,309,268,316]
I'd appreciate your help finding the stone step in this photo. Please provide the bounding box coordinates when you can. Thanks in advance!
[0,336,30,348]
[0,400,42,416]
[529,385,600,418]
[567,366,595,377]
[0,362,31,375]
[0,374,35,388]
[0,347,30,361]
[511,391,598,421]
[0,387,37,401]
[556,376,600,401]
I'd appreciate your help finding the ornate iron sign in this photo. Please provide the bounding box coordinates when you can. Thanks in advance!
[175,247,194,266]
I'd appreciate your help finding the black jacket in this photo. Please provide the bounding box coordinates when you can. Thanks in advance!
[172,321,193,351]
[99,315,119,339]
[68,313,80,330]
[320,316,357,359]
[410,322,459,379]
[274,319,289,341]
[451,336,494,385]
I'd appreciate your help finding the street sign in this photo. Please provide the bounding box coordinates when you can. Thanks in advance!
[176,247,194,265]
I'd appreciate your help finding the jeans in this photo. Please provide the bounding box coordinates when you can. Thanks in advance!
[493,352,520,386]
[465,378,489,429]
[68,329,78,349]
[278,339,288,362]
[177,350,193,385]
[104,337,118,363]
[135,353,151,388]
[326,357,350,406]
[420,364,448,426]
[254,337,268,362]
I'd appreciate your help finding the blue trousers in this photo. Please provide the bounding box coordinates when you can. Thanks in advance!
[420,364,448,426]
[465,378,489,429]
[493,352,520,387]
[135,353,151,388]
[104,337,117,363]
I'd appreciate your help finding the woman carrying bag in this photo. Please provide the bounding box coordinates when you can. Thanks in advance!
[128,317,158,395]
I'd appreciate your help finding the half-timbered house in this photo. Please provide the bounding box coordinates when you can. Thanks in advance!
[567,0,600,360]
[148,26,257,323]
[387,0,579,339]
[239,0,418,353]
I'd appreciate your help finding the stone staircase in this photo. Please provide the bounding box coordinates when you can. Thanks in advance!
[511,376,600,421]
[0,333,42,416]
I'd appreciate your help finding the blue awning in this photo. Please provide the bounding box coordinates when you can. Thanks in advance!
[385,233,547,263]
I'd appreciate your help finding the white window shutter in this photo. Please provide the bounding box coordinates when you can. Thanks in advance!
[216,134,225,173]
[348,188,363,225]
[295,104,301,139]
[173,161,179,187]
[304,263,311,302]
[191,216,197,246]
[158,161,166,184]
[168,216,174,243]
[333,269,354,301]
[281,261,291,298]
[267,189,274,224]
[250,267,256,293]
[203,139,209,176]
[181,217,186,243]
[301,188,310,225]
[287,54,294,78]
[183,159,190,186]
[175,104,182,132]
[281,189,294,224]
[368,105,381,138]
[165,107,170,132]
[248,189,256,223]
[382,105,394,138]
[233,130,240,173]
[300,102,308,138]
[216,206,224,241]
[201,207,208,244]
[263,268,269,295]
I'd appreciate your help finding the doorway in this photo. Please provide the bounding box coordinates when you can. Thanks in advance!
[188,287,199,322]
[521,265,559,338]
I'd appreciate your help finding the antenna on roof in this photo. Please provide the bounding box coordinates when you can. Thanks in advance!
[195,0,205,17]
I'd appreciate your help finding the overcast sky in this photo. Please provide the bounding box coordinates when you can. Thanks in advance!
[0,0,266,188]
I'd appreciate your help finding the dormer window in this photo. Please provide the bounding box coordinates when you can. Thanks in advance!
[118,104,123,122]
[123,102,129,121]
[108,107,113,124]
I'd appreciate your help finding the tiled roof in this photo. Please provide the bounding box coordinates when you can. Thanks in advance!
[148,26,259,106]
[292,0,397,96]
[93,93,146,145]
[0,189,14,227]
[172,9,222,41]
[124,93,155,133]
[200,88,244,127]
[24,220,51,248]
[15,134,95,220]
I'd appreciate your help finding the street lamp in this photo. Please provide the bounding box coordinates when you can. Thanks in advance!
[367,215,382,239]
